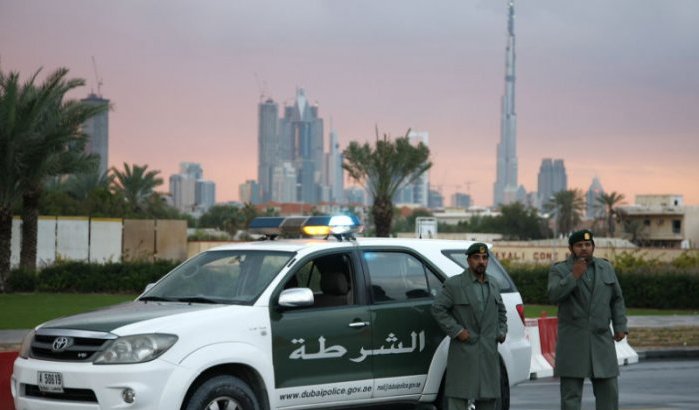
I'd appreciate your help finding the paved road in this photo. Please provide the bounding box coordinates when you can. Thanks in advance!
[512,359,699,409]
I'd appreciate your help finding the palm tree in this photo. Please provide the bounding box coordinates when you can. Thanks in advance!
[545,189,586,237]
[596,191,625,237]
[17,68,107,270]
[112,163,164,213]
[0,69,38,289]
[343,129,431,237]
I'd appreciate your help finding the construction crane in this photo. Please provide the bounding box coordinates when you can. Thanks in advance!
[91,56,103,97]
[254,72,268,102]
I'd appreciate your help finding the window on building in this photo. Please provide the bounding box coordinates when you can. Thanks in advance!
[673,220,682,234]
[644,219,651,227]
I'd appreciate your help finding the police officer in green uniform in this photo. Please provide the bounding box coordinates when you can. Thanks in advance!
[432,243,508,410]
[548,230,628,410]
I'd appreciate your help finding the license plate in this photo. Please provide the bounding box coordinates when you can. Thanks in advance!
[38,371,64,393]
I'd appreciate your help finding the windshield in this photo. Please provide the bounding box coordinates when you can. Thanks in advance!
[141,250,294,304]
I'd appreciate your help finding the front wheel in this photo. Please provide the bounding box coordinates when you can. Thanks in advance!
[185,375,260,410]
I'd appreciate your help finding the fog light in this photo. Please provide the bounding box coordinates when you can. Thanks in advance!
[122,388,136,403]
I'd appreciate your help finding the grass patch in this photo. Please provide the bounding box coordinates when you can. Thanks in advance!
[0,293,137,329]
[523,304,699,319]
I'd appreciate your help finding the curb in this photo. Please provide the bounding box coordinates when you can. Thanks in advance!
[636,347,699,360]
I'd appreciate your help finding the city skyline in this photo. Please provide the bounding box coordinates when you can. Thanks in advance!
[2,0,698,206]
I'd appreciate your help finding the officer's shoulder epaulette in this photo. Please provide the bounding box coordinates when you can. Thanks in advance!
[553,260,566,266]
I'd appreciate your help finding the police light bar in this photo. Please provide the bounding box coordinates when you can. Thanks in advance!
[248,214,362,240]
[248,217,285,238]
[302,214,362,237]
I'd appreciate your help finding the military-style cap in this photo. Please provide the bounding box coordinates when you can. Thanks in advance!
[568,229,594,246]
[466,242,489,257]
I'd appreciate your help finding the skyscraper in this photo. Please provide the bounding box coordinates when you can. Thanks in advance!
[537,158,568,209]
[279,88,324,204]
[395,131,430,207]
[239,180,261,204]
[325,129,344,204]
[258,98,279,203]
[586,177,605,219]
[81,93,110,176]
[169,162,216,213]
[493,0,519,207]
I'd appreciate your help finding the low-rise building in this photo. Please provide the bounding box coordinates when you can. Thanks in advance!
[618,194,699,248]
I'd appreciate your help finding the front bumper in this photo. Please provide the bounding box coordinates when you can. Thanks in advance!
[12,356,186,409]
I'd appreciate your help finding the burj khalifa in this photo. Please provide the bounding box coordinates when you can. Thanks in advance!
[493,0,520,206]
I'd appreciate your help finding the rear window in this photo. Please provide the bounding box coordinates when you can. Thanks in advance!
[441,250,517,293]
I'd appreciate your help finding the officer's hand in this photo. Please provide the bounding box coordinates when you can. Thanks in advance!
[613,332,627,342]
[571,257,587,279]
[456,329,470,342]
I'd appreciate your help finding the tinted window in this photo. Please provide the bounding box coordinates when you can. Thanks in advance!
[364,251,442,303]
[442,250,516,293]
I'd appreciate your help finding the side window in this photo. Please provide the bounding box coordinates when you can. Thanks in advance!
[442,250,515,292]
[282,253,354,308]
[364,251,440,303]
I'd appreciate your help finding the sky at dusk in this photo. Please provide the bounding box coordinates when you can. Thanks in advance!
[2,0,698,207]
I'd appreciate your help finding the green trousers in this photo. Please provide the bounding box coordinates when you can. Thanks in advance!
[560,377,618,410]
[447,397,496,410]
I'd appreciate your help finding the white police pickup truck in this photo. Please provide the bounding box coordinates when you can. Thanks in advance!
[12,215,531,410]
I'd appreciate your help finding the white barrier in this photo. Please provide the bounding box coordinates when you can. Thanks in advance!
[525,319,554,379]
[525,319,639,380]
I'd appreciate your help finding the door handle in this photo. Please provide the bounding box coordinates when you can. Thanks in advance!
[348,321,370,328]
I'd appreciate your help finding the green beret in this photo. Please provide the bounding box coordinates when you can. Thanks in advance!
[466,242,489,257]
[569,229,594,245]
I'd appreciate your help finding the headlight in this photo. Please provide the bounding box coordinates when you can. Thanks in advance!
[93,334,178,364]
[18,329,36,359]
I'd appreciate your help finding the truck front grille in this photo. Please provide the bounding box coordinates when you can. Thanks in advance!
[30,328,117,362]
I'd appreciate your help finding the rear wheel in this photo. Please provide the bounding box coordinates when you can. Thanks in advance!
[185,375,260,410]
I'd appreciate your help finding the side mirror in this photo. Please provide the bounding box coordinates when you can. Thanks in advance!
[278,288,314,308]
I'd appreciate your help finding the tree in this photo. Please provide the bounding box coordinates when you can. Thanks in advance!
[0,69,36,289]
[112,163,164,214]
[545,189,586,237]
[18,68,108,270]
[198,204,244,237]
[343,129,431,237]
[596,191,625,237]
[496,202,550,240]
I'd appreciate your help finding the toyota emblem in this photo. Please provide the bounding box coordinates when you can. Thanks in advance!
[52,336,73,352]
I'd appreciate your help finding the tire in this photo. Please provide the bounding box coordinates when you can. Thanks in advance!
[185,375,260,410]
[496,360,510,410]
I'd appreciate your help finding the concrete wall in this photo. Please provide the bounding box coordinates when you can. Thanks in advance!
[37,217,57,267]
[156,220,187,261]
[56,217,89,262]
[10,217,187,268]
[491,244,699,265]
[90,218,123,263]
[123,219,155,262]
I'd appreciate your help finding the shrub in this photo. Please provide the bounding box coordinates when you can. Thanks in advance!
[506,259,699,309]
[7,269,38,292]
[36,260,179,293]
